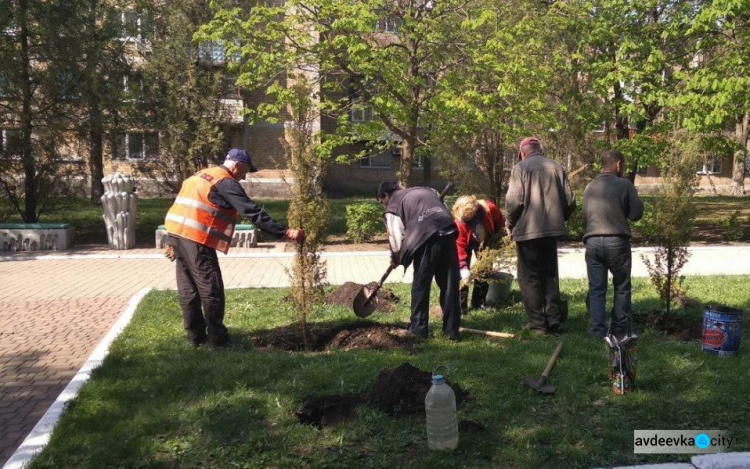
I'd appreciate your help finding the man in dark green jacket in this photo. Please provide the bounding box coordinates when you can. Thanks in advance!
[506,137,576,335]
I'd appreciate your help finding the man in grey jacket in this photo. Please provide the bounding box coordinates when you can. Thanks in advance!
[506,137,576,335]
[583,150,644,338]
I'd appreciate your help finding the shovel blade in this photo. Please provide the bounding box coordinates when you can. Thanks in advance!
[522,376,556,395]
[353,286,377,318]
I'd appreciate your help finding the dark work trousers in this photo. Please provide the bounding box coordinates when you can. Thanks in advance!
[516,237,563,332]
[585,236,633,338]
[459,280,490,313]
[409,232,462,339]
[169,234,230,346]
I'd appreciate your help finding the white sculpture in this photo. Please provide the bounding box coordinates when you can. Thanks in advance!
[101,173,137,249]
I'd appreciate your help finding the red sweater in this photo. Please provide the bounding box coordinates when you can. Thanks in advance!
[454,200,505,269]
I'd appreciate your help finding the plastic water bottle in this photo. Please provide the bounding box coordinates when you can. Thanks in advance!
[425,370,458,450]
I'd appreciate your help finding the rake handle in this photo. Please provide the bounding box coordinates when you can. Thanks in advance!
[541,342,564,379]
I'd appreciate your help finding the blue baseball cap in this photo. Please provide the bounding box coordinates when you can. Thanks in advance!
[225,148,258,173]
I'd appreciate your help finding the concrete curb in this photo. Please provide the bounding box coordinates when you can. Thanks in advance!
[1,287,152,469]
[607,452,750,468]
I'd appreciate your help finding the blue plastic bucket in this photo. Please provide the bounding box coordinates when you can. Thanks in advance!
[702,306,744,356]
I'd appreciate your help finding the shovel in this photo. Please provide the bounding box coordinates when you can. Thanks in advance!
[523,341,564,395]
[353,264,396,318]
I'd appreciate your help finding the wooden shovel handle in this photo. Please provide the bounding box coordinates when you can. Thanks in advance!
[459,327,515,339]
[438,182,453,202]
[363,264,396,306]
[541,342,564,378]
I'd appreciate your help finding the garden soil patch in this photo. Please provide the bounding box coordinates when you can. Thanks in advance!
[635,311,702,340]
[325,281,399,313]
[296,394,361,428]
[365,362,472,418]
[253,322,415,352]
[296,363,475,429]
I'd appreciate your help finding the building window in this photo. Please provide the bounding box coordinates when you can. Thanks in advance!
[120,9,152,42]
[0,129,22,159]
[376,16,402,33]
[697,156,721,175]
[0,73,11,99]
[122,71,145,101]
[350,106,373,123]
[349,92,373,123]
[222,75,240,98]
[360,148,392,168]
[112,132,159,160]
[198,41,227,65]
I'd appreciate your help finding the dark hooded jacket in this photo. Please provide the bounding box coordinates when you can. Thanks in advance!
[385,187,455,267]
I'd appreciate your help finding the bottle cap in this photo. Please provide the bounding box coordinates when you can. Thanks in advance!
[432,365,449,384]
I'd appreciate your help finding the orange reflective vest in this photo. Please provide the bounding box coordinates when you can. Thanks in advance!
[164,166,238,254]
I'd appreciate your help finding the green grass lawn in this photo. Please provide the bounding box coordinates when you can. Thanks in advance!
[29,276,750,468]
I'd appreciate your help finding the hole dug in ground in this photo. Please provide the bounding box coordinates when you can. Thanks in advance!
[296,362,479,431]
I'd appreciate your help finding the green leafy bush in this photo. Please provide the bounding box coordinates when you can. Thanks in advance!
[720,211,743,241]
[345,202,382,242]
[565,209,585,241]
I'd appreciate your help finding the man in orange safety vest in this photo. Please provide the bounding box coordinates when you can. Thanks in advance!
[165,149,305,348]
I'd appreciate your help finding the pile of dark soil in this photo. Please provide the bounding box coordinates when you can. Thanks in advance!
[365,362,472,417]
[296,362,475,429]
[253,322,416,352]
[635,311,702,340]
[325,282,399,313]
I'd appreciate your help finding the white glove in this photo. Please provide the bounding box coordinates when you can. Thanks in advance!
[460,268,470,280]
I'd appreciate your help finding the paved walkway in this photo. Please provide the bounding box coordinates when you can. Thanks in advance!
[2,243,750,466]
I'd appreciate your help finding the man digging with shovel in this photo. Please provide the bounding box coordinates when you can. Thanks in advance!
[377,182,462,341]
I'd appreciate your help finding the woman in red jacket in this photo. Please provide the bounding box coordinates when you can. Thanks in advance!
[452,195,506,314]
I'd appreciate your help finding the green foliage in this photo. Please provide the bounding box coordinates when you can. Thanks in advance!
[285,81,330,350]
[29,277,750,468]
[0,0,104,221]
[641,132,702,315]
[469,235,515,284]
[565,207,585,241]
[202,0,513,187]
[631,199,659,241]
[674,0,750,134]
[132,0,229,192]
[344,202,381,243]
[720,211,744,242]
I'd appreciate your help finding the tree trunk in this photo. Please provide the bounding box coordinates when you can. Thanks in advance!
[19,0,37,222]
[730,114,749,196]
[730,150,746,196]
[87,0,105,202]
[398,136,416,188]
[89,106,105,201]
